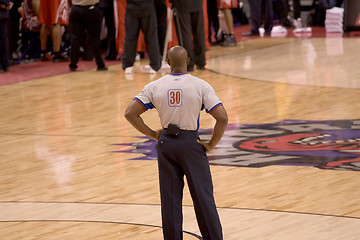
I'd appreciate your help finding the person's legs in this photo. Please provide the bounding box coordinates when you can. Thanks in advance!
[242,0,261,36]
[50,24,62,52]
[85,5,106,69]
[38,0,52,60]
[293,0,301,19]
[207,0,219,43]
[190,11,206,68]
[176,10,195,71]
[263,0,274,34]
[103,6,117,60]
[122,13,140,70]
[155,1,167,57]
[9,4,21,61]
[69,6,84,70]
[273,0,294,29]
[140,9,161,71]
[50,24,68,61]
[40,24,49,53]
[0,19,10,71]
[336,0,343,7]
[181,132,223,240]
[222,8,234,34]
[156,133,185,240]
[220,8,237,46]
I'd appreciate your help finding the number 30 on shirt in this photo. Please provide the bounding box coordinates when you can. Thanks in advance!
[168,89,182,107]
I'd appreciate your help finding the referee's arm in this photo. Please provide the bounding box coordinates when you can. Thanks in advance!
[124,100,163,141]
[198,105,228,152]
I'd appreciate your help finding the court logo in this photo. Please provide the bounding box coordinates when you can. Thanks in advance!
[113,120,360,171]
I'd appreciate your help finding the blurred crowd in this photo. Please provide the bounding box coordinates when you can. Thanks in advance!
[0,0,344,73]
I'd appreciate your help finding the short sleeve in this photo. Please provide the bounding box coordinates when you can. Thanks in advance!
[202,83,222,113]
[134,85,155,111]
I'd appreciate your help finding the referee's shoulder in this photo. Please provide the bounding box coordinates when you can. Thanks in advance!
[191,75,213,86]
[147,74,168,84]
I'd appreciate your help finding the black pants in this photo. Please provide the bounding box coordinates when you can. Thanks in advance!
[122,11,161,71]
[207,0,219,43]
[69,4,105,69]
[175,9,206,69]
[292,0,301,19]
[0,18,10,70]
[273,0,289,22]
[155,2,167,57]
[101,5,117,59]
[248,0,273,33]
[156,130,223,240]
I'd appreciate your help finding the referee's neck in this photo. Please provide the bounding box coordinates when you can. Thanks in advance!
[171,67,187,74]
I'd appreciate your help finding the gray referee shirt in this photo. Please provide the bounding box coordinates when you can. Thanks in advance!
[134,73,222,131]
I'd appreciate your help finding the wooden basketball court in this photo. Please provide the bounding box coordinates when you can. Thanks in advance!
[1,35,360,239]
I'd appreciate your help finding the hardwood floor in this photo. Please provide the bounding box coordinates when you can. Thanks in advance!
[1,36,359,239]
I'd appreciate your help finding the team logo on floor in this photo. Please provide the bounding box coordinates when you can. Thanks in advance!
[113,119,360,171]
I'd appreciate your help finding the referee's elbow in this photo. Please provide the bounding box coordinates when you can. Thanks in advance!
[215,113,228,126]
[219,114,228,126]
[124,109,133,122]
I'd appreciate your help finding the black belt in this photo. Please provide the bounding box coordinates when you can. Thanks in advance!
[73,4,98,8]
[164,124,197,136]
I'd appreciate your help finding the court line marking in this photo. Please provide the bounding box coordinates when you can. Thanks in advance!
[2,201,360,239]
[1,201,359,220]
[0,219,202,239]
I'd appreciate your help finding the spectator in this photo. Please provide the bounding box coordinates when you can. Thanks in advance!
[170,0,206,71]
[242,0,273,36]
[9,0,22,61]
[18,0,42,61]
[273,0,294,29]
[122,0,161,74]
[218,0,237,46]
[154,0,167,57]
[290,0,301,20]
[68,0,108,71]
[207,0,219,44]
[0,0,12,72]
[38,0,69,62]
[99,0,117,60]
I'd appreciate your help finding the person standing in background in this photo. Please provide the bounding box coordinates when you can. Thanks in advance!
[8,0,22,62]
[38,0,69,62]
[207,0,219,45]
[218,0,237,46]
[291,0,301,20]
[170,0,206,71]
[122,0,161,74]
[99,0,117,60]
[154,0,167,58]
[68,0,108,71]
[0,0,12,72]
[273,0,294,29]
[242,0,273,36]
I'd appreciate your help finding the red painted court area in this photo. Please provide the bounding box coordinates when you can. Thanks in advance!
[0,59,119,86]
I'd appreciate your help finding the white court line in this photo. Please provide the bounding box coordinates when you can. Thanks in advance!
[1,202,360,239]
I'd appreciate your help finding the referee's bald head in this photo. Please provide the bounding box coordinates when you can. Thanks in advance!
[167,46,189,71]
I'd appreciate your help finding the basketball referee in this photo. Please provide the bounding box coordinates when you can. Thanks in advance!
[125,46,228,240]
